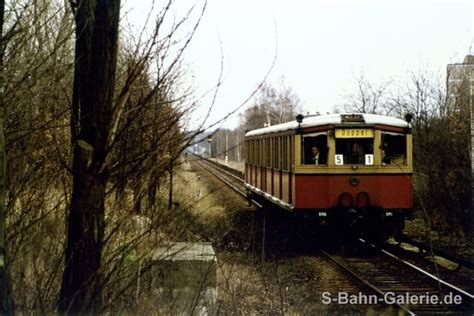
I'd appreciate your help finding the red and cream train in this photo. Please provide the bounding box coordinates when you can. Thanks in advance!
[244,113,413,239]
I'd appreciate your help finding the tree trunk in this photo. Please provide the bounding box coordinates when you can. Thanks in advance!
[58,0,121,313]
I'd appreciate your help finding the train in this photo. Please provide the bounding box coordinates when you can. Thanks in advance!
[244,113,413,240]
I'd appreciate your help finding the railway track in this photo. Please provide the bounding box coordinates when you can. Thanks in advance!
[194,155,474,314]
[192,155,264,208]
[322,239,474,314]
[193,155,245,193]
[393,234,474,271]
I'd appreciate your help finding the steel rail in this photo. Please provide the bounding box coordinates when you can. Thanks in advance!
[360,238,474,301]
[200,157,245,182]
[320,250,415,316]
[194,157,262,208]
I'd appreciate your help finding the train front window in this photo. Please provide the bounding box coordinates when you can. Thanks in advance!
[335,138,373,165]
[381,133,406,165]
[301,134,327,165]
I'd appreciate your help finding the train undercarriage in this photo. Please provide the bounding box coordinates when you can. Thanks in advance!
[247,189,408,243]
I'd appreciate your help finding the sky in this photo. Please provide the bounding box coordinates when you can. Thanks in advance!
[125,0,473,129]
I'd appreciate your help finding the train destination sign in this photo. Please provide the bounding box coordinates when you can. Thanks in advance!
[335,129,374,138]
[340,113,365,122]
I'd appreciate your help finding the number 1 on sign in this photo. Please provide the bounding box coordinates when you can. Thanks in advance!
[365,154,373,165]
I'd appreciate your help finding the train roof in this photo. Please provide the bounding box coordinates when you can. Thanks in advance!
[245,113,408,137]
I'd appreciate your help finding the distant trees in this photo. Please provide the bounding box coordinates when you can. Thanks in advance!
[208,128,243,162]
[342,73,391,114]
[240,80,302,131]
[205,80,302,162]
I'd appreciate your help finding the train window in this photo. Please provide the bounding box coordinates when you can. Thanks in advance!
[262,138,270,167]
[269,138,273,168]
[252,140,256,164]
[250,140,253,164]
[251,140,254,164]
[272,138,277,168]
[269,138,273,167]
[265,138,269,167]
[276,137,280,168]
[283,136,289,171]
[254,139,258,164]
[256,139,259,165]
[245,141,249,162]
[267,138,272,167]
[301,133,327,165]
[381,133,406,165]
[335,138,373,164]
[257,139,260,166]
[268,139,271,167]
[253,140,256,164]
[288,136,292,169]
[276,137,281,169]
[249,140,252,164]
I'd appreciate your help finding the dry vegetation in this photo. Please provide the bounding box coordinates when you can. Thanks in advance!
[0,0,227,313]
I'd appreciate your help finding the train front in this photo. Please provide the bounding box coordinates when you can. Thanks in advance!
[294,113,413,240]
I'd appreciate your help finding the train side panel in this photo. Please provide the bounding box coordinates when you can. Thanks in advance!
[281,171,291,204]
[245,164,294,208]
[266,168,273,195]
[273,170,281,199]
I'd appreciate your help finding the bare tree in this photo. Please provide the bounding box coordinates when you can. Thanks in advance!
[57,0,211,312]
[342,72,391,114]
[241,80,302,131]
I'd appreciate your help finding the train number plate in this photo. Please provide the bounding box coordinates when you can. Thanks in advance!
[335,129,374,138]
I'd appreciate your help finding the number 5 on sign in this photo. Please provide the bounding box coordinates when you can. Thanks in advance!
[365,154,374,165]
[335,154,344,165]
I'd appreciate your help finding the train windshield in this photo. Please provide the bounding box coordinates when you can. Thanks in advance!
[301,133,327,165]
[381,133,407,165]
[335,138,374,165]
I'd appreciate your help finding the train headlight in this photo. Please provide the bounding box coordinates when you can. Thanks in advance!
[338,192,353,207]
[357,192,370,208]
[385,211,393,217]
[318,211,327,217]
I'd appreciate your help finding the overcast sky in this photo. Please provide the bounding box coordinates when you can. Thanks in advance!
[125,0,473,129]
